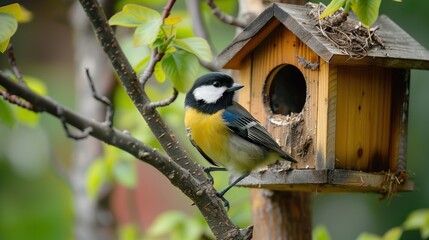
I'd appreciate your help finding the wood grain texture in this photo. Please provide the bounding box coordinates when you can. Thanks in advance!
[248,25,320,169]
[235,169,414,192]
[218,3,429,70]
[389,69,410,172]
[316,61,337,170]
[251,190,311,240]
[237,55,253,110]
[335,65,392,172]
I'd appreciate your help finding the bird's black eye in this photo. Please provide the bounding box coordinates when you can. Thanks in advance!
[213,81,221,88]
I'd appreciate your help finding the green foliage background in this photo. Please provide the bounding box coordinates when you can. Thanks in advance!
[0,1,428,240]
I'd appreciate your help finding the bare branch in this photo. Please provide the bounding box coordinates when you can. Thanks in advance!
[206,0,247,28]
[139,48,164,86]
[57,106,93,140]
[185,0,211,42]
[0,70,252,239]
[47,1,248,238]
[6,44,26,86]
[85,68,114,127]
[161,0,177,20]
[0,88,36,111]
[145,88,178,110]
[0,70,171,176]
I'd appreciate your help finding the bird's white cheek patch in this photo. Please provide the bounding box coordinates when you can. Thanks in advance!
[193,85,227,103]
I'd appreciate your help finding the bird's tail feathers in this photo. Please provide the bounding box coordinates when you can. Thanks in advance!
[281,153,298,163]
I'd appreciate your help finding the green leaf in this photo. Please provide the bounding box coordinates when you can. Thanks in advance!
[86,158,109,200]
[133,18,162,46]
[162,50,199,93]
[154,61,166,83]
[109,11,142,27]
[319,0,346,19]
[350,0,382,27]
[0,13,17,53]
[172,37,212,62]
[123,4,160,22]
[356,233,382,240]
[0,40,10,53]
[382,227,402,240]
[403,209,429,230]
[313,225,331,240]
[113,160,136,188]
[147,211,187,237]
[0,99,15,127]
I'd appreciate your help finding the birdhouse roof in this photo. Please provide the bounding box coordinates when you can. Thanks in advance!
[217,3,429,70]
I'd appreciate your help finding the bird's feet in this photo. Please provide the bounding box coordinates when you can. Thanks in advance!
[203,166,227,185]
[216,192,230,211]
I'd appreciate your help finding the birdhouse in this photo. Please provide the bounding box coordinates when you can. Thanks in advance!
[217,3,429,194]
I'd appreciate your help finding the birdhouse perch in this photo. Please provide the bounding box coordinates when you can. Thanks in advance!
[217,3,429,194]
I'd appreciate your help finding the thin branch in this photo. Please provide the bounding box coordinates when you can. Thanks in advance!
[185,0,210,42]
[55,1,250,238]
[139,0,175,87]
[139,48,164,86]
[161,0,176,21]
[85,68,114,127]
[6,44,26,86]
[0,71,176,183]
[145,88,178,110]
[185,0,220,66]
[0,70,251,238]
[78,0,204,179]
[0,88,36,111]
[57,106,93,140]
[206,0,247,28]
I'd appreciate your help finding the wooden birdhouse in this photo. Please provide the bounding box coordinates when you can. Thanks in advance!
[217,3,429,194]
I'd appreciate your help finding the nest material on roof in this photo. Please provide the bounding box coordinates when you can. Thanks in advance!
[307,3,385,59]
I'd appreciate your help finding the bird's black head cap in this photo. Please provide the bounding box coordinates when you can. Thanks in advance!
[185,72,243,114]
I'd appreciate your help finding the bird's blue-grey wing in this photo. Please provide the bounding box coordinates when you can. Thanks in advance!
[223,102,297,163]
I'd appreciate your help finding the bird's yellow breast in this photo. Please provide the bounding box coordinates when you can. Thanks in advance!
[185,108,229,165]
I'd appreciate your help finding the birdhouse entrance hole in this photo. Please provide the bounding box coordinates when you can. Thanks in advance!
[265,64,306,116]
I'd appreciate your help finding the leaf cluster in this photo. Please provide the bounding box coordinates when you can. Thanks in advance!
[109,4,212,93]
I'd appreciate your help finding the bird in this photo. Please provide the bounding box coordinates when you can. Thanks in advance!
[184,72,297,209]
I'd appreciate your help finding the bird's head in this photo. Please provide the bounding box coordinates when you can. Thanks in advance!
[185,72,244,114]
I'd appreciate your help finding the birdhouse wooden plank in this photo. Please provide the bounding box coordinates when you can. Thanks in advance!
[218,3,429,194]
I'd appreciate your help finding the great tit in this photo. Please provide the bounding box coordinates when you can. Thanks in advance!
[185,72,297,208]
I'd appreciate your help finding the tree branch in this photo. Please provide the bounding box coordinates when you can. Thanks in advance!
[206,0,247,28]
[85,68,114,127]
[7,44,26,86]
[145,88,178,110]
[0,87,35,111]
[185,0,221,72]
[74,0,249,238]
[139,48,164,86]
[0,70,246,239]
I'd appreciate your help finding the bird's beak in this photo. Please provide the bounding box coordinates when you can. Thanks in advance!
[226,83,244,93]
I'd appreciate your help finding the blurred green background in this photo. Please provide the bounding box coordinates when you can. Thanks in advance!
[0,0,428,240]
